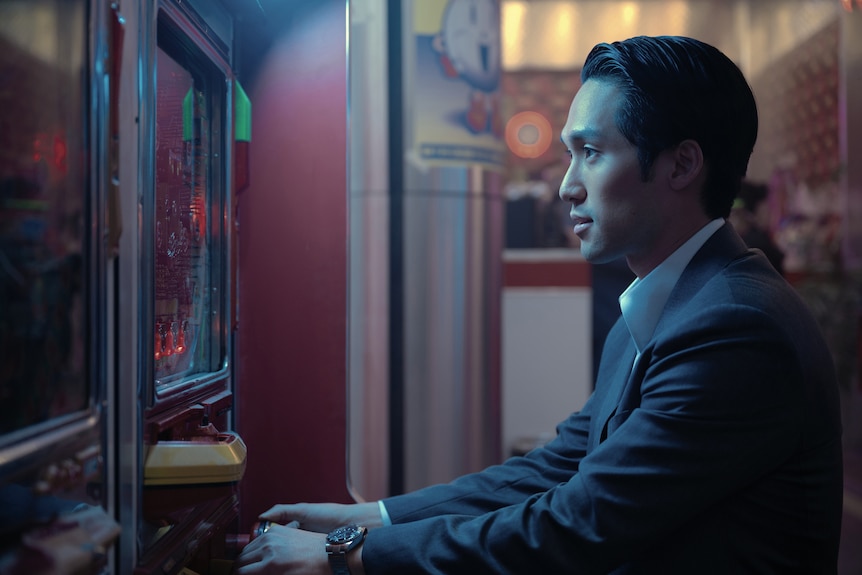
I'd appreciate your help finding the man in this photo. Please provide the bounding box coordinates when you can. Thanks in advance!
[235,35,843,574]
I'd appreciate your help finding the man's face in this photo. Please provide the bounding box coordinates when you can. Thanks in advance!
[559,79,668,276]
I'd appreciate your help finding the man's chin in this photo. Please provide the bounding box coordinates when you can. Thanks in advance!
[580,247,623,266]
[578,244,602,263]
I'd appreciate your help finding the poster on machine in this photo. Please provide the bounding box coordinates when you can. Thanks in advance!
[412,0,504,170]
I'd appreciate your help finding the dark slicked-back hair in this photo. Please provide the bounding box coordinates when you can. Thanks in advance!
[581,36,758,219]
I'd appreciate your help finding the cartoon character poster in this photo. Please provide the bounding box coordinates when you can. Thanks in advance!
[413,0,504,169]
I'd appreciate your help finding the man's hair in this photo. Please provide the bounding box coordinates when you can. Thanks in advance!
[737,180,769,214]
[581,36,758,219]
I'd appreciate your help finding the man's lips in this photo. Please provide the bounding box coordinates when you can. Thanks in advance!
[570,215,593,234]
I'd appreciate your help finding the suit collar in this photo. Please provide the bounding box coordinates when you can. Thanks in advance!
[620,219,725,353]
[593,223,749,447]
[655,222,750,333]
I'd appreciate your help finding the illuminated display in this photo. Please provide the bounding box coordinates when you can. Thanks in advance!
[152,31,228,394]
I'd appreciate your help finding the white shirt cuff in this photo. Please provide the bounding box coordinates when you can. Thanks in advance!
[377,500,392,526]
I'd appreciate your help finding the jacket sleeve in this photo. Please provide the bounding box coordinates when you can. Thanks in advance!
[362,299,820,575]
[382,390,595,522]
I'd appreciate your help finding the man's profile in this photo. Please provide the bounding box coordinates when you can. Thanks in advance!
[235,35,843,575]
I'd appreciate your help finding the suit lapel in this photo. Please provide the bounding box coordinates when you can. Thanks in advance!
[589,225,749,450]
[590,322,637,451]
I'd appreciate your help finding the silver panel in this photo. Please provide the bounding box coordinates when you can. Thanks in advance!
[401,166,503,492]
[399,0,503,493]
[348,0,504,498]
[348,0,391,502]
[116,0,148,568]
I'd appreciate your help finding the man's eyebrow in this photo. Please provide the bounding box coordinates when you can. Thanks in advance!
[561,128,601,143]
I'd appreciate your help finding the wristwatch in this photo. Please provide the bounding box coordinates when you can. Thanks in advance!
[325,523,367,575]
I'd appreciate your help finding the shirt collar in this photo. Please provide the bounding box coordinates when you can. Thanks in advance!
[619,219,725,353]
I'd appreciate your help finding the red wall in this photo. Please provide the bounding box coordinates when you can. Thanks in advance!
[236,1,351,530]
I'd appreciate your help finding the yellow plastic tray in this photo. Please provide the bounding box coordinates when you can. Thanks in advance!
[144,432,247,486]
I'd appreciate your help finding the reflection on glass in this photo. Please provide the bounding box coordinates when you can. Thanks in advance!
[139,14,232,566]
[0,0,88,437]
[154,46,215,390]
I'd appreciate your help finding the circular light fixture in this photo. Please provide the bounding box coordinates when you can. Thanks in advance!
[505,111,553,159]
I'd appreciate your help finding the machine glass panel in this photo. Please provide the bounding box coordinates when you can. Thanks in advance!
[153,19,228,395]
[0,0,90,442]
[137,10,237,568]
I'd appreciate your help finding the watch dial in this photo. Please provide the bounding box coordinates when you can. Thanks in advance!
[328,524,361,544]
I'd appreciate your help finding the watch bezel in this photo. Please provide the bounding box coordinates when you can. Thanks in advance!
[325,523,367,552]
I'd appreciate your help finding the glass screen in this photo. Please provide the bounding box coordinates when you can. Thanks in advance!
[0,0,89,437]
[153,23,227,394]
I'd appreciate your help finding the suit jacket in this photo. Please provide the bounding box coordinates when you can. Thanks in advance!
[363,224,843,574]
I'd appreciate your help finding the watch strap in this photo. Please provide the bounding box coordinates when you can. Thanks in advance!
[326,524,366,575]
[327,553,351,575]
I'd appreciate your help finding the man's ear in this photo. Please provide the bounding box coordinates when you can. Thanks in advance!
[668,139,704,191]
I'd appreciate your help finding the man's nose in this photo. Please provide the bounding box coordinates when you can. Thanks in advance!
[559,170,585,203]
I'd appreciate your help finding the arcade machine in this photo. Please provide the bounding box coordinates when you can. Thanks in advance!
[119,0,254,573]
[0,0,121,572]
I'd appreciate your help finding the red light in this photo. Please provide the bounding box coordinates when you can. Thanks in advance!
[164,330,174,357]
[33,135,44,162]
[53,134,67,173]
[505,111,553,159]
[155,329,163,360]
[175,327,186,354]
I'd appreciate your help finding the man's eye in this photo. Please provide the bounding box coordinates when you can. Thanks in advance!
[562,145,596,160]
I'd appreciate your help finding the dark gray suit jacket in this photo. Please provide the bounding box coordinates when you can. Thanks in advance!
[363,224,843,574]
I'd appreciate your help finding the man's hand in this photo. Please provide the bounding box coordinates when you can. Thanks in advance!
[234,523,328,575]
[258,502,384,533]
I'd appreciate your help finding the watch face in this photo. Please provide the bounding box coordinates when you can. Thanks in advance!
[327,524,363,545]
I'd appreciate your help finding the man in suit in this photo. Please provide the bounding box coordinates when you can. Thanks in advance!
[236,35,843,575]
